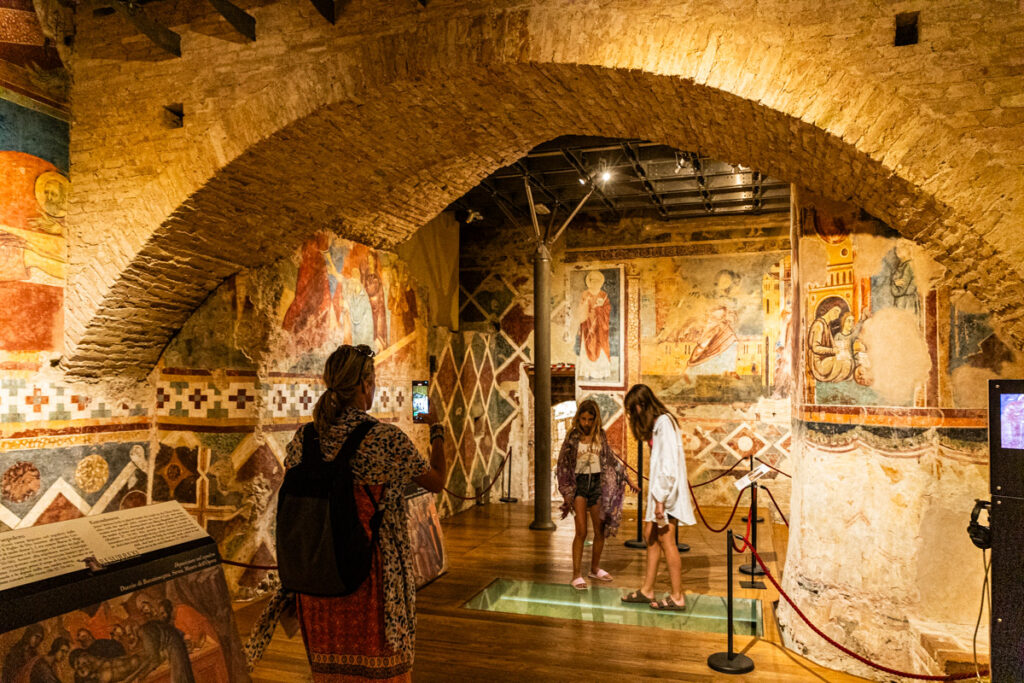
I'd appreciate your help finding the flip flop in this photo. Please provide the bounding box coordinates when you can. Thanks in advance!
[571,577,588,591]
[649,596,687,611]
[620,589,653,603]
[588,569,614,582]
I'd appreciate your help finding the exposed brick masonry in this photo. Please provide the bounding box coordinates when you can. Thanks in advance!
[63,1,1023,383]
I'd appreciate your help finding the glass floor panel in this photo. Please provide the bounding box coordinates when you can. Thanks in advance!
[463,578,762,636]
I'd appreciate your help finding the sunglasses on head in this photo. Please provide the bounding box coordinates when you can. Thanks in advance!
[353,344,376,358]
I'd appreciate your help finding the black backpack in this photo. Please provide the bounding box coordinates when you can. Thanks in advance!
[275,421,382,596]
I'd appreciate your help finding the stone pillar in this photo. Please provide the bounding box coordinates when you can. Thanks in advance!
[530,242,556,530]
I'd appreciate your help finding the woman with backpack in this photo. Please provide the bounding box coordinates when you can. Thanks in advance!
[269,344,447,682]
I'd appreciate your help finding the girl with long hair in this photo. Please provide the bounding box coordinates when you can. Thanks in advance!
[620,384,695,610]
[555,399,637,590]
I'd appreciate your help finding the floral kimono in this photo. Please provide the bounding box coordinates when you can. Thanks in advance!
[555,431,630,537]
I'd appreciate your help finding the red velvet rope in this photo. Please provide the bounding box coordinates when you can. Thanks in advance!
[755,456,792,478]
[687,482,748,533]
[610,450,646,482]
[691,458,747,488]
[443,448,513,501]
[761,486,789,527]
[732,535,989,681]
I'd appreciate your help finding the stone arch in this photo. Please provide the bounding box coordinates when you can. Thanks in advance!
[63,5,1022,378]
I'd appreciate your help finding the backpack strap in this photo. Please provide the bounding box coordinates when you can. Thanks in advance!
[333,421,387,549]
[334,420,382,508]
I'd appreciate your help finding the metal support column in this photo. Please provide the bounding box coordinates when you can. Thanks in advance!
[530,242,556,531]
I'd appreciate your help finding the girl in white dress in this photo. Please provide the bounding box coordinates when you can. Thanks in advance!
[620,384,695,610]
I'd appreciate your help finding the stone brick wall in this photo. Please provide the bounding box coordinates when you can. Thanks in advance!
[62,0,1024,379]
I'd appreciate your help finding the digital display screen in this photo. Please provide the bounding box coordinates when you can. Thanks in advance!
[1000,393,1024,450]
[412,381,429,423]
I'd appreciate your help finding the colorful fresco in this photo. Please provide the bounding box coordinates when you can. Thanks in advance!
[407,491,448,588]
[801,200,915,406]
[797,190,1020,414]
[639,252,790,403]
[0,99,69,172]
[460,215,795,513]
[280,238,409,361]
[155,232,431,595]
[0,565,248,683]
[567,266,624,387]
[0,441,149,531]
[0,151,67,353]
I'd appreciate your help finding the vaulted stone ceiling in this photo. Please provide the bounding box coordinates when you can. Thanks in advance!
[59,0,1024,378]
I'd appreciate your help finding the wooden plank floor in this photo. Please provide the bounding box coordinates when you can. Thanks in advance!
[240,502,868,682]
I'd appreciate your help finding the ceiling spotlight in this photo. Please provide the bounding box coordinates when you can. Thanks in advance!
[578,178,586,185]
[600,171,612,182]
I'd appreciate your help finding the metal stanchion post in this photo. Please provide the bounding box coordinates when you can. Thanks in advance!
[674,521,690,553]
[707,530,755,674]
[741,454,764,524]
[499,449,517,503]
[625,440,646,549]
[739,483,766,588]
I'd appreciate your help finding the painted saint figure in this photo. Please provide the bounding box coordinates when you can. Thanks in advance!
[808,305,851,383]
[576,270,612,380]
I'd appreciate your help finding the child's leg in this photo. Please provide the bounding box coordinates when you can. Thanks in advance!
[588,504,605,573]
[641,522,662,596]
[657,520,684,603]
[572,496,589,579]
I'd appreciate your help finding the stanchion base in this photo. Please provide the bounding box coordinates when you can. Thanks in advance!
[741,515,765,523]
[499,497,519,503]
[624,539,647,549]
[740,579,766,590]
[677,543,690,552]
[529,520,557,531]
[707,651,754,674]
[738,563,765,576]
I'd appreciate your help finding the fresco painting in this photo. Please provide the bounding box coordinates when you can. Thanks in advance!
[640,253,790,403]
[281,238,406,361]
[0,565,248,683]
[154,232,431,594]
[801,202,888,406]
[0,152,68,353]
[568,266,624,387]
[799,194,1021,409]
[407,491,448,588]
[0,442,150,528]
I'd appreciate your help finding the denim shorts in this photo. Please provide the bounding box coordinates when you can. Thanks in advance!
[574,472,602,507]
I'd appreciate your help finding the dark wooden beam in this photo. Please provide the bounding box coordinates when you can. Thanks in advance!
[208,0,256,41]
[111,1,181,57]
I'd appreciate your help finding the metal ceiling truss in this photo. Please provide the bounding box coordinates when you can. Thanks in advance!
[456,138,791,225]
